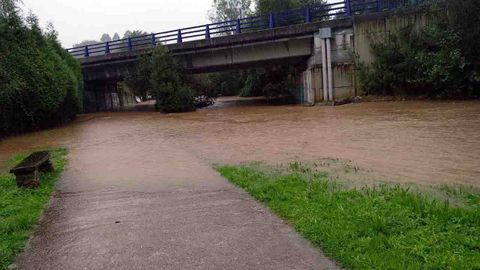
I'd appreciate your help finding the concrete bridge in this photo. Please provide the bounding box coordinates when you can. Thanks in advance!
[79,18,352,79]
[70,0,427,111]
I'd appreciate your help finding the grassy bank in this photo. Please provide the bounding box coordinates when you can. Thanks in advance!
[0,149,67,270]
[218,163,480,269]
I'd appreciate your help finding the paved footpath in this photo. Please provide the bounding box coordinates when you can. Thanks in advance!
[14,122,339,270]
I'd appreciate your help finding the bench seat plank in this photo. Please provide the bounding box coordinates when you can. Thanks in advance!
[10,151,50,174]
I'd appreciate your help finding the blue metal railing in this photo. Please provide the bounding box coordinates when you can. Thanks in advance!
[67,0,423,58]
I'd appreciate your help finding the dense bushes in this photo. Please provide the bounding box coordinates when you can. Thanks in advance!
[124,54,153,101]
[357,0,480,98]
[126,45,196,113]
[239,69,265,97]
[0,0,83,137]
[150,46,195,113]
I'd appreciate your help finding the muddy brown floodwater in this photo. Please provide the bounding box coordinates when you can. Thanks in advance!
[1,98,479,187]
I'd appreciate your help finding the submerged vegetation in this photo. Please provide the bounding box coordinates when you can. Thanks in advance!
[0,0,83,137]
[218,163,480,269]
[0,149,67,270]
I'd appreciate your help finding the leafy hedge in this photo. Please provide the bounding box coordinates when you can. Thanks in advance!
[0,0,83,137]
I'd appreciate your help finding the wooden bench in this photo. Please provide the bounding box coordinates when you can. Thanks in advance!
[9,151,54,188]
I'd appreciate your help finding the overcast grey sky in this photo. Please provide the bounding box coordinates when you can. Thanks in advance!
[21,0,213,48]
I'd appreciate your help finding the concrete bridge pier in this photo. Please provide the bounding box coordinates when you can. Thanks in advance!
[302,27,355,105]
[83,79,137,113]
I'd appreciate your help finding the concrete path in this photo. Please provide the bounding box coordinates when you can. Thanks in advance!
[14,120,338,270]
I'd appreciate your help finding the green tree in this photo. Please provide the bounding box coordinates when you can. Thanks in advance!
[126,46,195,113]
[125,54,153,101]
[0,0,82,136]
[254,0,324,14]
[73,40,99,47]
[208,0,252,22]
[0,0,20,18]
[100,33,112,42]
[122,30,152,50]
[150,46,195,113]
[123,30,149,39]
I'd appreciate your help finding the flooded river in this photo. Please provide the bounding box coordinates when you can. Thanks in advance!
[1,98,479,187]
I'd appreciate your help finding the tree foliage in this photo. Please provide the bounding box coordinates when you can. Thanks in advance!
[150,46,195,112]
[123,30,149,39]
[209,0,252,22]
[0,0,83,137]
[72,40,99,47]
[73,30,149,48]
[100,33,111,42]
[357,1,480,98]
[126,46,195,113]
[125,54,153,100]
[254,0,324,14]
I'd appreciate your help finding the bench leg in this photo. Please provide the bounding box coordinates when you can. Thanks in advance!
[39,160,54,172]
[15,170,40,188]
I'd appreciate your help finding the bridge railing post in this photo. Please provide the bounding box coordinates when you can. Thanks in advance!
[177,29,183,43]
[345,0,352,16]
[127,38,133,51]
[269,13,275,29]
[84,46,89,57]
[151,33,156,47]
[305,6,311,23]
[235,18,241,34]
[206,24,211,39]
[105,42,110,54]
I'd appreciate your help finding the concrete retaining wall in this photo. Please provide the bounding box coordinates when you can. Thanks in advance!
[304,7,430,102]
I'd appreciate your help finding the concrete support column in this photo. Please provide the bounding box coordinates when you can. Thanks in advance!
[319,28,333,103]
[303,69,314,105]
[326,38,333,102]
[321,38,328,102]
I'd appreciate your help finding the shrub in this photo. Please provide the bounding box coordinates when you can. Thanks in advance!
[261,66,296,102]
[208,71,244,96]
[185,74,217,98]
[125,54,153,101]
[0,1,82,137]
[356,1,480,99]
[128,45,196,113]
[239,69,265,97]
[154,83,195,113]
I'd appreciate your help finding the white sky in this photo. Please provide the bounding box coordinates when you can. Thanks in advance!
[20,0,213,48]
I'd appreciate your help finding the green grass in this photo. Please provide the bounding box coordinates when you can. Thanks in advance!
[218,164,480,269]
[0,149,67,270]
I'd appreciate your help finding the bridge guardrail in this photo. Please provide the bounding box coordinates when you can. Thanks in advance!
[67,0,424,58]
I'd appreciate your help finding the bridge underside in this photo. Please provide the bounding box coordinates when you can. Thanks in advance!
[80,18,352,81]
[80,18,356,112]
[77,7,431,112]
[178,36,312,73]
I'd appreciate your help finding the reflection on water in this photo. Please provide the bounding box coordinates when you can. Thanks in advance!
[1,98,479,187]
